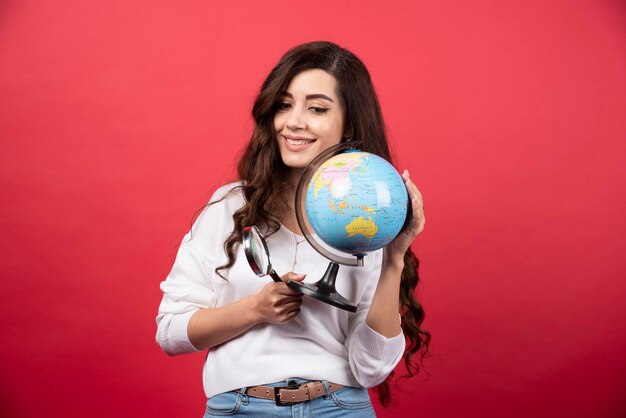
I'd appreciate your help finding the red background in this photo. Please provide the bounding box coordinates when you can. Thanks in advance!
[1,1,625,417]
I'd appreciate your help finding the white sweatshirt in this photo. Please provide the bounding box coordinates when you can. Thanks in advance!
[156,182,405,398]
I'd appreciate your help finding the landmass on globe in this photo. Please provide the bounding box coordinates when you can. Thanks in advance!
[345,216,378,239]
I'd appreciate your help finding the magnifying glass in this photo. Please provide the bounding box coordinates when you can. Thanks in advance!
[242,226,282,283]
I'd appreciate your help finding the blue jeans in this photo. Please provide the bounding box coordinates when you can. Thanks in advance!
[203,378,376,417]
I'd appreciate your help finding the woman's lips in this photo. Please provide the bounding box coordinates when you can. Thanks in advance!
[283,135,316,150]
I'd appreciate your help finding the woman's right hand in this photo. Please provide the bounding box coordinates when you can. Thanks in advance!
[252,273,305,324]
[187,273,306,351]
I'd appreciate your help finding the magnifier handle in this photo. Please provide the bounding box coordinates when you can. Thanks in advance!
[269,269,282,283]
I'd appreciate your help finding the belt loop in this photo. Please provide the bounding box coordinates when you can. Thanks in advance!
[239,386,249,404]
[321,380,332,399]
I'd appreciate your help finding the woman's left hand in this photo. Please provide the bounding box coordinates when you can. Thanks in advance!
[367,170,425,335]
[384,170,425,264]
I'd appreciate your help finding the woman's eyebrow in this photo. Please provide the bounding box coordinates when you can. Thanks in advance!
[279,91,335,102]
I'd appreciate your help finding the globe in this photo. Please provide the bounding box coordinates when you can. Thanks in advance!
[304,150,408,256]
[288,143,409,312]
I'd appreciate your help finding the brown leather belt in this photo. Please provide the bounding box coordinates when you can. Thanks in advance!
[241,381,344,406]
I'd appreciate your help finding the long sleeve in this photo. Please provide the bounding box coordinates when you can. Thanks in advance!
[155,183,241,356]
[156,240,218,355]
[344,251,406,387]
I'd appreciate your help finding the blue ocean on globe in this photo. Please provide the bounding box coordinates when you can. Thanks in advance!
[305,151,408,255]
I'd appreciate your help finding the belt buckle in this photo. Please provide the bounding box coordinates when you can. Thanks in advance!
[274,383,301,406]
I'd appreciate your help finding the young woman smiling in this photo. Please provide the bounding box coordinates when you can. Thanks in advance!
[156,41,430,417]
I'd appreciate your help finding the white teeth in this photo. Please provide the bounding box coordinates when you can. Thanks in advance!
[286,138,313,145]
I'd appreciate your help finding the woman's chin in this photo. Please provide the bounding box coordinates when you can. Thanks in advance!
[280,154,314,170]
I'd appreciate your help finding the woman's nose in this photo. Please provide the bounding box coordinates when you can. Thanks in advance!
[285,106,306,130]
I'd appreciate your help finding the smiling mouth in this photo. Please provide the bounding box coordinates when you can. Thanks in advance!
[284,136,316,146]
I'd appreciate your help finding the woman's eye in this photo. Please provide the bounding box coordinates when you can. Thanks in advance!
[310,107,328,114]
[276,102,292,111]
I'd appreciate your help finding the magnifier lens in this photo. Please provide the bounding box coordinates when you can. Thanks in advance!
[251,232,270,274]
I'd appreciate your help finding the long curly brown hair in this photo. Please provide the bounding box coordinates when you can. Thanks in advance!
[215,41,430,407]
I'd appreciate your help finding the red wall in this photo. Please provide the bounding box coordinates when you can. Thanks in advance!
[1,1,625,417]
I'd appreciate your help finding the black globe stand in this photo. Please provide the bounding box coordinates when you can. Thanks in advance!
[287,261,357,312]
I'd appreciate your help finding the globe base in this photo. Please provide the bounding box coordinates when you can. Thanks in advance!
[286,262,358,312]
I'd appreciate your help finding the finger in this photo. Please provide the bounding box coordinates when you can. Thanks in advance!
[276,294,304,306]
[274,282,305,296]
[275,301,303,320]
[404,177,424,214]
[278,273,307,296]
[409,187,423,218]
[402,172,423,207]
[279,298,303,311]
[412,185,423,207]
[280,272,306,282]
[408,198,420,229]
[410,197,425,233]
[404,174,423,205]
[413,199,425,227]
[283,299,303,313]
[279,308,301,322]
[397,171,425,239]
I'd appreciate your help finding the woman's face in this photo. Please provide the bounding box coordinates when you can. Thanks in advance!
[273,69,345,178]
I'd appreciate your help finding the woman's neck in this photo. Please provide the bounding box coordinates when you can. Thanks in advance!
[286,167,304,189]
[277,168,305,235]
[277,187,301,235]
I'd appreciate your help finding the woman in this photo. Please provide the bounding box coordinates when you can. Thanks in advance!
[156,41,429,417]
